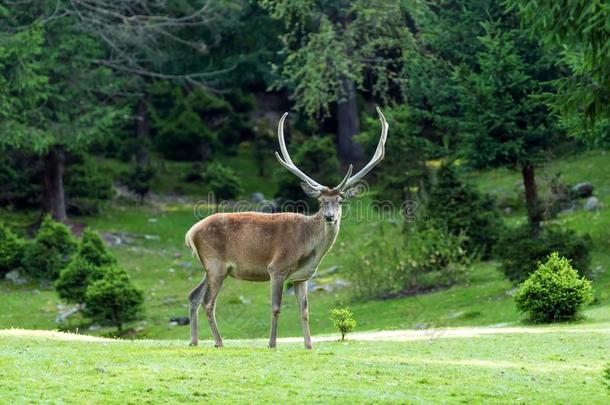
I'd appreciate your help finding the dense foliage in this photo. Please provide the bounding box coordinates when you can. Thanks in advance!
[427,165,503,257]
[494,225,592,284]
[55,256,105,305]
[0,223,25,276]
[202,162,244,207]
[124,165,156,205]
[22,216,77,281]
[83,266,144,331]
[348,223,471,299]
[515,252,593,323]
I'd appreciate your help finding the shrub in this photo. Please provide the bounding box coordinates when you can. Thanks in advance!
[495,225,592,283]
[124,164,155,204]
[78,229,116,267]
[427,164,503,257]
[347,223,472,299]
[22,216,77,281]
[84,266,144,331]
[55,229,116,304]
[330,308,357,341]
[202,162,244,208]
[0,223,26,276]
[55,256,105,304]
[514,253,593,323]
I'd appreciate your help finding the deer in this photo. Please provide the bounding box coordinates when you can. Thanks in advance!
[185,107,388,349]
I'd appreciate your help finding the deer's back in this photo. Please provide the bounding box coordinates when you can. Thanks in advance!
[188,212,315,279]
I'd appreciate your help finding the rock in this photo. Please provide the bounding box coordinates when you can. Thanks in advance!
[258,200,279,213]
[101,232,126,246]
[170,317,189,326]
[251,192,266,203]
[173,252,182,259]
[309,280,333,293]
[143,234,160,241]
[333,279,350,289]
[5,270,27,285]
[148,218,158,223]
[178,261,192,268]
[317,266,339,276]
[162,296,177,305]
[584,196,599,211]
[55,305,82,323]
[572,182,594,198]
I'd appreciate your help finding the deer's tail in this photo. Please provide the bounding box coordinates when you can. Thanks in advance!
[185,226,205,268]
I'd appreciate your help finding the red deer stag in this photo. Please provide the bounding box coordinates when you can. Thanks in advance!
[185,107,388,348]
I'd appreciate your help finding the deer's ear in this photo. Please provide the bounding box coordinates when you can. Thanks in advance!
[341,186,360,199]
[301,182,322,198]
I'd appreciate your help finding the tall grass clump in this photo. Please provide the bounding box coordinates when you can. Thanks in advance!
[347,222,472,300]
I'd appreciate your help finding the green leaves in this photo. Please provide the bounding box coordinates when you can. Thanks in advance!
[330,307,357,341]
[514,252,593,323]
[263,0,414,118]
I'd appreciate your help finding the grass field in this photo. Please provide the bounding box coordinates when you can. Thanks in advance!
[1,323,609,404]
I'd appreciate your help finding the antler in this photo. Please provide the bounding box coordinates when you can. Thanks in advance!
[276,107,388,193]
[275,113,327,192]
[339,107,388,190]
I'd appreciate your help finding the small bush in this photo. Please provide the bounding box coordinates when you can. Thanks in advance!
[348,223,472,299]
[428,164,503,257]
[514,253,593,323]
[55,229,115,304]
[330,308,357,341]
[203,162,244,207]
[55,256,105,304]
[22,216,77,281]
[0,223,26,276]
[84,266,144,331]
[124,165,155,204]
[78,229,116,267]
[495,225,592,283]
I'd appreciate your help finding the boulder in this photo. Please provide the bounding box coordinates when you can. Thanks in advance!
[251,192,266,203]
[5,270,27,285]
[584,196,599,211]
[170,317,190,326]
[572,182,594,198]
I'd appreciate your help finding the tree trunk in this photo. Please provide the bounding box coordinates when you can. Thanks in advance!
[42,146,67,223]
[522,163,542,234]
[337,77,363,161]
[135,97,150,167]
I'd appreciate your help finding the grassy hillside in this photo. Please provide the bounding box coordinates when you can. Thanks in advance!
[1,325,609,403]
[0,149,609,342]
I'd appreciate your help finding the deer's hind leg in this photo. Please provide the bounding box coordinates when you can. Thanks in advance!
[188,276,207,346]
[202,260,227,348]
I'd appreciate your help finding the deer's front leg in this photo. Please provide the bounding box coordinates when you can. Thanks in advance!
[294,281,312,349]
[268,275,285,349]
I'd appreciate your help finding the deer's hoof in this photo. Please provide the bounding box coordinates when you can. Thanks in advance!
[189,341,198,347]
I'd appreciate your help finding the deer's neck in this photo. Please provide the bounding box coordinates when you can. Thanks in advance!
[311,209,341,255]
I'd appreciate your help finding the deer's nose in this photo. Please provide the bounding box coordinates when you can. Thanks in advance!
[324,214,335,222]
